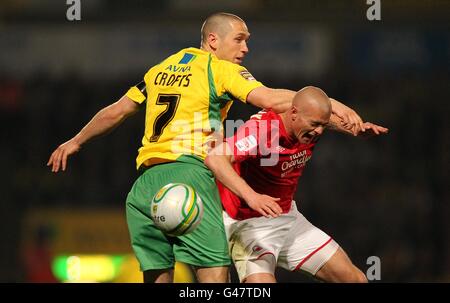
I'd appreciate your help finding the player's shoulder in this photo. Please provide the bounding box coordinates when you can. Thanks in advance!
[158,47,202,64]
[237,110,270,134]
[151,47,207,68]
[249,110,266,121]
[212,56,235,67]
[247,110,281,137]
[144,47,207,77]
[249,109,278,122]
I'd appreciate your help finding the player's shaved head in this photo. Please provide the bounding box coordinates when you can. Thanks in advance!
[281,86,331,144]
[200,13,250,64]
[201,12,246,44]
[293,86,331,116]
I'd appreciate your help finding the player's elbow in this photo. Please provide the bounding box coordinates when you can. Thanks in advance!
[205,142,233,173]
[100,106,125,124]
[104,96,139,123]
[204,155,216,172]
[205,153,229,175]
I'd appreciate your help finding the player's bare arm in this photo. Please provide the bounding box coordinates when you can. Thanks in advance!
[47,95,140,172]
[247,86,365,132]
[204,142,282,218]
[246,86,295,113]
[327,114,389,137]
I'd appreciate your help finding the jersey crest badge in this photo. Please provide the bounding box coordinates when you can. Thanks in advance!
[239,70,256,81]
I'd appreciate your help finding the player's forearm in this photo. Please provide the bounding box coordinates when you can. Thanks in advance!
[205,155,256,201]
[329,98,352,114]
[247,86,295,113]
[73,105,128,146]
[273,88,344,114]
[326,113,355,135]
[269,89,348,114]
[73,95,139,146]
[270,89,296,113]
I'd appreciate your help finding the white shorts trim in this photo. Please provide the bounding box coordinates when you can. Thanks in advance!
[292,237,339,275]
[223,201,340,281]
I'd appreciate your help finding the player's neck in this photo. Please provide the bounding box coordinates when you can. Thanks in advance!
[200,44,215,56]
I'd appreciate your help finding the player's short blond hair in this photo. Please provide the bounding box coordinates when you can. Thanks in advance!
[200,12,245,45]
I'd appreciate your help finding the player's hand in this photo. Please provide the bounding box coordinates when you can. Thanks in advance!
[47,138,81,172]
[330,99,364,136]
[357,122,389,138]
[245,193,283,218]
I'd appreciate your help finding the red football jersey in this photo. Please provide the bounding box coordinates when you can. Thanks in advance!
[218,110,317,219]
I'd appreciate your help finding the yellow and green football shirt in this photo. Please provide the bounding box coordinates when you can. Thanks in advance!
[126,47,263,169]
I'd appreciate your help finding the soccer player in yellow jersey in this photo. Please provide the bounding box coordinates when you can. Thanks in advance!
[48,12,364,283]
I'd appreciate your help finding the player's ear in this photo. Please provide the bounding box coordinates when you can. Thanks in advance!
[291,106,298,121]
[208,33,219,49]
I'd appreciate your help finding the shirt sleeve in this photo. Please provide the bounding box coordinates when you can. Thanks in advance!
[225,119,261,163]
[125,80,147,104]
[221,62,264,103]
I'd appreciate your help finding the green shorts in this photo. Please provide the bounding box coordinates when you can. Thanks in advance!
[126,157,231,271]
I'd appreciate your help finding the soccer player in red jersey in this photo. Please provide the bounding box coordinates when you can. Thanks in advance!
[205,86,388,282]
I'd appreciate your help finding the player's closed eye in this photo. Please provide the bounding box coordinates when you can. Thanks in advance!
[311,121,325,128]
[235,36,249,43]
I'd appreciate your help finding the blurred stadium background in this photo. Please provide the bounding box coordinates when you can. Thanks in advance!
[0,0,449,282]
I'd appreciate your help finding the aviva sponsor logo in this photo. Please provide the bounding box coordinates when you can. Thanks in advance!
[163,52,196,73]
[165,65,191,72]
[178,52,197,64]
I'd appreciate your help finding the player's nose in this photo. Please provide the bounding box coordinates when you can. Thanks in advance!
[241,41,249,54]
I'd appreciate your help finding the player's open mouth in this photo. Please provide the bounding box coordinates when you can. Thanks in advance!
[302,133,316,142]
